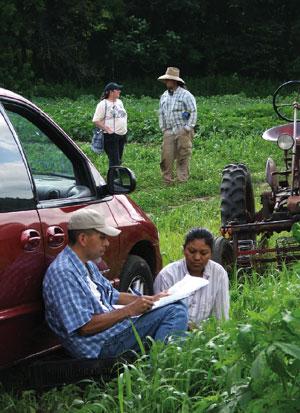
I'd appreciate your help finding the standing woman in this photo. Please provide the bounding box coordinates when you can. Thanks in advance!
[93,82,127,167]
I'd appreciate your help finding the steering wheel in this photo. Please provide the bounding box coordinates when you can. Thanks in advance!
[273,80,300,122]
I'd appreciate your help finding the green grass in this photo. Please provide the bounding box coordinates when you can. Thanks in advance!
[1,93,299,412]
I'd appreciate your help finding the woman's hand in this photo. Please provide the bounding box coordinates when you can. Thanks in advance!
[188,321,198,331]
[150,290,170,301]
[105,126,114,134]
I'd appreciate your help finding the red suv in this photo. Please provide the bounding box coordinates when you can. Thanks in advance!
[0,88,162,369]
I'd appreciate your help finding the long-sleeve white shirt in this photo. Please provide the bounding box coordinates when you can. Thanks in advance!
[153,259,229,324]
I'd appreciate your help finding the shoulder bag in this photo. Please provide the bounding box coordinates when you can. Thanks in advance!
[91,101,107,154]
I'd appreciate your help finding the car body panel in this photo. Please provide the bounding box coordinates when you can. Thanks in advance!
[0,88,162,368]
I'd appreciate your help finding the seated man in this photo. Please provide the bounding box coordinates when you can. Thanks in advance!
[43,208,188,359]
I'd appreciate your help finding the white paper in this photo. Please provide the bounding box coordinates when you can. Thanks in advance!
[151,274,209,310]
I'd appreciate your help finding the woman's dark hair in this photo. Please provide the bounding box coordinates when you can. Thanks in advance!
[101,90,110,100]
[183,227,214,250]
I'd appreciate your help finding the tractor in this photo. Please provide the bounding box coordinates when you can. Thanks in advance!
[213,80,300,274]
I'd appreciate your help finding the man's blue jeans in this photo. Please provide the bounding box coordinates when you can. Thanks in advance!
[99,301,188,358]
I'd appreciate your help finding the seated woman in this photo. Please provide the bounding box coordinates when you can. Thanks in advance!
[153,228,229,326]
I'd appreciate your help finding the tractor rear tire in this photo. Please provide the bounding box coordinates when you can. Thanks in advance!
[221,163,255,225]
[220,163,255,240]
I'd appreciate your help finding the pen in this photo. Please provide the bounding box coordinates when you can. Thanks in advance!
[128,287,142,296]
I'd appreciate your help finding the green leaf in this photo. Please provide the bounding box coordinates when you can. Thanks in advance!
[274,342,300,360]
[266,346,290,378]
[237,324,255,353]
[291,222,300,242]
[129,320,146,355]
[250,351,267,379]
[226,362,242,391]
[118,373,124,413]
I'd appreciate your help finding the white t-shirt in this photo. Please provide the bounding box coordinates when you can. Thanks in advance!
[93,98,127,135]
[153,259,230,323]
[86,276,109,313]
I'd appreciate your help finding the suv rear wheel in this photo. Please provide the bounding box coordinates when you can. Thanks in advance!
[212,236,235,276]
[119,255,154,295]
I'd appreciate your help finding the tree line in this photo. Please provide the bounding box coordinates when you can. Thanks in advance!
[1,0,299,94]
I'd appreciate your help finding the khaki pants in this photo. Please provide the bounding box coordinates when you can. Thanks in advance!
[160,128,194,183]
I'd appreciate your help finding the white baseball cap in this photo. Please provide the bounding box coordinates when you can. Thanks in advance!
[68,208,121,237]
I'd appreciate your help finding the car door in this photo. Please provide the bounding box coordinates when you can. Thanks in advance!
[0,108,46,366]
[0,98,123,367]
[3,100,121,277]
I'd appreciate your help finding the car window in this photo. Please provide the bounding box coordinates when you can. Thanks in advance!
[7,111,74,177]
[6,109,93,201]
[0,112,35,212]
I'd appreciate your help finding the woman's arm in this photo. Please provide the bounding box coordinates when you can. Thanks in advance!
[93,119,113,134]
[214,271,230,320]
[93,100,113,133]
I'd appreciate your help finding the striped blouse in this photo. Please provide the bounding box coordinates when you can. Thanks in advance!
[153,259,229,324]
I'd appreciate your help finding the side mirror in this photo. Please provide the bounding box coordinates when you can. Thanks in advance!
[107,166,136,195]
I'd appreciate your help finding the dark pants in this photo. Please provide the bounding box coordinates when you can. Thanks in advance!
[104,133,126,167]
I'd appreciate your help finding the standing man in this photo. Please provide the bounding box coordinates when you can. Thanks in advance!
[43,208,188,359]
[158,67,197,184]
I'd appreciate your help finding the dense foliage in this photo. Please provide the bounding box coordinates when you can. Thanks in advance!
[1,0,300,93]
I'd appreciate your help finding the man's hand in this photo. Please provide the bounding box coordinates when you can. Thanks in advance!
[125,290,170,316]
[126,296,157,316]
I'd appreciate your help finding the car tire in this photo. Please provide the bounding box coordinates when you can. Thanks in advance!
[220,163,256,241]
[212,236,235,276]
[119,255,154,295]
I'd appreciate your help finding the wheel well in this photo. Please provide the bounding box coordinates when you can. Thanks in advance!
[129,241,156,276]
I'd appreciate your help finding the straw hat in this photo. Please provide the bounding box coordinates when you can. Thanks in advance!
[157,67,185,84]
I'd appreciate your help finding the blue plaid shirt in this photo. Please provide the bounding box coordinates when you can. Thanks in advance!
[159,86,197,133]
[43,246,132,358]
